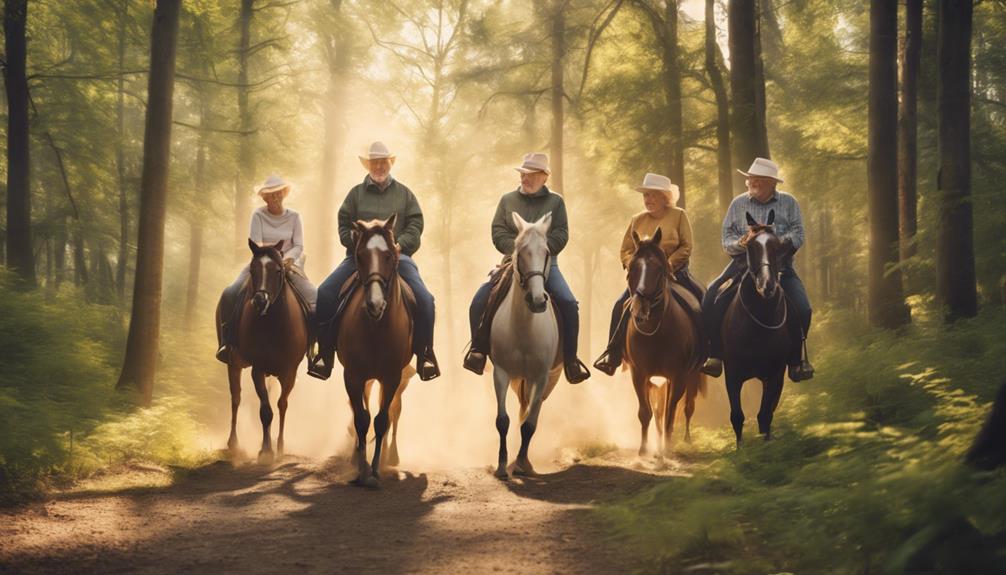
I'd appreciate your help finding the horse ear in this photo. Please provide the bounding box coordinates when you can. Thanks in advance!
[767,209,776,226]
[248,238,259,254]
[745,212,757,227]
[512,211,527,232]
[272,239,284,253]
[651,227,663,245]
[631,231,641,248]
[384,213,398,232]
[539,211,555,231]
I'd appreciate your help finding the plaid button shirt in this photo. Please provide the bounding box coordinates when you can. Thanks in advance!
[722,191,805,257]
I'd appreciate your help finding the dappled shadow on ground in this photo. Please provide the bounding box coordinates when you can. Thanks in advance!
[504,463,667,506]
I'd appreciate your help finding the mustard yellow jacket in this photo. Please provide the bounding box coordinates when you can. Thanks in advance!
[619,207,693,272]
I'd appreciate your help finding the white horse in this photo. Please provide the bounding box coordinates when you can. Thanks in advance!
[490,212,563,479]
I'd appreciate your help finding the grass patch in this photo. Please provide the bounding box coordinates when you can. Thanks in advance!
[600,306,1006,574]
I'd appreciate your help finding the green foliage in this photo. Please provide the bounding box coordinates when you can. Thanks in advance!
[0,271,210,505]
[600,307,1006,574]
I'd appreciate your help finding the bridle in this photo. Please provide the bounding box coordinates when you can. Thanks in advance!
[630,251,668,337]
[516,251,551,291]
[356,231,397,298]
[740,230,787,330]
[251,253,287,317]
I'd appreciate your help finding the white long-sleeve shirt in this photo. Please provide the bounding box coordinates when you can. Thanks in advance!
[249,206,305,267]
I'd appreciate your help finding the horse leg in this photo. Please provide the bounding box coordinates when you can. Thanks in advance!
[345,373,375,487]
[631,369,653,456]
[227,364,242,452]
[514,376,548,476]
[386,387,404,467]
[276,369,296,458]
[663,377,687,456]
[651,382,667,454]
[757,371,786,440]
[251,367,274,463]
[725,369,745,447]
[683,371,700,444]
[492,365,511,479]
[371,372,400,480]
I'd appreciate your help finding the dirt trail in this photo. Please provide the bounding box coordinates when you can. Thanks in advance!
[0,452,685,574]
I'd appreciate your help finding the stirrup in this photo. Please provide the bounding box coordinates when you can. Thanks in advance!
[701,358,723,378]
[592,350,620,376]
[416,348,441,381]
[306,355,333,380]
[564,358,590,384]
[463,348,488,375]
[788,360,815,382]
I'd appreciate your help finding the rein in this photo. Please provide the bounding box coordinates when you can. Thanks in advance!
[630,255,668,337]
[250,256,288,317]
[517,252,551,290]
[738,279,787,330]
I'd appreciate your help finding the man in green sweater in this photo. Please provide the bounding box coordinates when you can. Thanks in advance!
[308,141,440,381]
[463,152,591,384]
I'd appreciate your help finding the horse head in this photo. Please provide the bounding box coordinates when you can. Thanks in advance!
[512,211,552,314]
[743,210,793,299]
[627,227,669,328]
[352,214,400,321]
[247,238,286,316]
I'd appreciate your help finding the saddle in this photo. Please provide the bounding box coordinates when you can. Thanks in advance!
[224,266,315,358]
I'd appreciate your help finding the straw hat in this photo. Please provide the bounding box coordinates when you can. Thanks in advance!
[737,157,784,182]
[635,172,680,206]
[358,141,396,169]
[514,152,551,175]
[255,174,291,196]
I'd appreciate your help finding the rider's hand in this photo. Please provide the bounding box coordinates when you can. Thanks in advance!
[738,229,758,247]
[282,257,294,269]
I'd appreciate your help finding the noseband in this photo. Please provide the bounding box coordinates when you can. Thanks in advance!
[517,252,551,290]
[630,254,668,337]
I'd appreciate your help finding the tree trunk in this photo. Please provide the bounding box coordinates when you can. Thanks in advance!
[550,2,565,195]
[185,137,207,329]
[936,0,976,320]
[116,0,130,300]
[53,217,66,287]
[73,230,88,286]
[704,0,731,214]
[661,0,685,206]
[234,0,255,262]
[4,0,33,286]
[116,0,181,405]
[867,0,909,328]
[728,0,769,194]
[898,0,922,266]
[753,1,769,157]
[313,0,349,277]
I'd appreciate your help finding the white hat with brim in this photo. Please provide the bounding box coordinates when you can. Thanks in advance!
[635,172,680,206]
[255,174,291,196]
[737,157,784,182]
[359,141,396,169]
[514,152,551,175]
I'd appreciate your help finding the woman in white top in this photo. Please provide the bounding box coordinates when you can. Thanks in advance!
[216,175,317,362]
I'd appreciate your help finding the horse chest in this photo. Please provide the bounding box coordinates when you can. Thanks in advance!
[490,299,559,375]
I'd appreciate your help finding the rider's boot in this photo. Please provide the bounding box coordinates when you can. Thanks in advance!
[564,357,591,384]
[594,309,630,376]
[417,346,441,381]
[307,321,335,380]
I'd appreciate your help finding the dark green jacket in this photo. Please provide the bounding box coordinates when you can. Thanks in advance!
[338,176,424,256]
[491,186,569,257]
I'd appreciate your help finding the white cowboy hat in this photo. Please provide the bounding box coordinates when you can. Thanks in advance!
[358,141,396,169]
[737,157,784,182]
[635,172,680,206]
[255,174,291,196]
[514,152,551,175]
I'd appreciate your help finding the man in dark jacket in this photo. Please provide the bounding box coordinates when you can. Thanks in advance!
[463,152,591,384]
[308,141,440,381]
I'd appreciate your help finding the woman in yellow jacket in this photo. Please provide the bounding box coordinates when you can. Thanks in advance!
[594,173,703,375]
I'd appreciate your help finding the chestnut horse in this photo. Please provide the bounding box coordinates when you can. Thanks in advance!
[623,229,706,456]
[721,210,797,445]
[217,239,309,462]
[338,215,413,487]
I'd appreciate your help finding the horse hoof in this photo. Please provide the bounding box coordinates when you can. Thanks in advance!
[257,450,274,464]
[386,453,400,467]
[494,467,510,480]
[511,460,537,477]
[353,475,379,489]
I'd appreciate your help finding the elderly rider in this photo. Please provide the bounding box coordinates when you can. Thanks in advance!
[308,141,440,381]
[463,152,591,384]
[700,158,815,382]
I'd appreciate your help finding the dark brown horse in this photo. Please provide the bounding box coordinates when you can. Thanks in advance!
[338,215,413,487]
[217,239,309,462]
[623,229,706,456]
[721,210,797,445]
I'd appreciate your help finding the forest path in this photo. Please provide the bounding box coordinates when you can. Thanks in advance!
[1,451,686,574]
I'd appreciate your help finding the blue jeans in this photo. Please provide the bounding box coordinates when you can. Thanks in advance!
[317,255,435,353]
[469,263,579,359]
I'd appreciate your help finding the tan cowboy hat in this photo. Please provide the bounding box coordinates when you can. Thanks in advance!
[255,174,291,196]
[635,172,680,206]
[358,141,396,169]
[737,157,784,182]
[514,152,551,175]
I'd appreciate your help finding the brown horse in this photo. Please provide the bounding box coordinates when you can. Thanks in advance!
[721,210,797,445]
[338,215,413,487]
[623,229,706,456]
[217,239,309,462]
